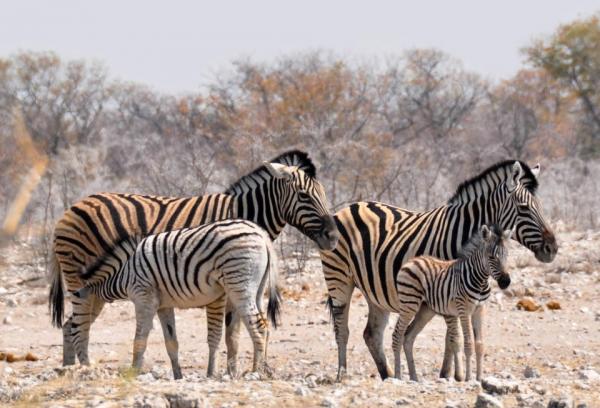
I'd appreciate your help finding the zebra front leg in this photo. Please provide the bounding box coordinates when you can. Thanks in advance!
[472,305,485,381]
[440,315,464,381]
[70,294,106,365]
[157,307,182,379]
[131,292,159,373]
[459,311,474,381]
[404,305,436,382]
[206,296,226,378]
[225,298,242,378]
[364,303,393,380]
[62,315,76,366]
[326,281,354,382]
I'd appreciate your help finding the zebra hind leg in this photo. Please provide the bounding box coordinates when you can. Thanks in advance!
[403,305,436,381]
[206,296,226,378]
[157,307,182,379]
[363,303,393,380]
[62,315,76,366]
[324,279,354,382]
[70,295,106,365]
[224,298,242,378]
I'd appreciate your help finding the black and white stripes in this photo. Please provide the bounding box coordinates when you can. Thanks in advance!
[75,219,280,379]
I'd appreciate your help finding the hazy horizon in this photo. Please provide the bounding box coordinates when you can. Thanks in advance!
[1,0,598,93]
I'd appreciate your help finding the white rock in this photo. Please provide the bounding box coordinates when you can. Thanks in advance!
[481,376,519,394]
[3,315,12,325]
[474,393,503,408]
[0,287,7,295]
[578,369,600,381]
[321,397,336,407]
[295,386,310,396]
[136,373,155,382]
[547,396,574,408]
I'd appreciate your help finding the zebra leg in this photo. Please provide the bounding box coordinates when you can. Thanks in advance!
[228,295,268,374]
[363,303,393,380]
[71,295,106,365]
[440,315,464,381]
[472,305,485,381]
[392,302,421,380]
[403,305,436,382]
[459,312,474,381]
[325,277,354,381]
[206,296,226,378]
[157,307,182,380]
[224,298,242,378]
[131,292,159,373]
[62,315,76,366]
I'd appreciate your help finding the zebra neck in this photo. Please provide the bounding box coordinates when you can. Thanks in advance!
[229,179,286,240]
[445,188,509,255]
[455,254,489,294]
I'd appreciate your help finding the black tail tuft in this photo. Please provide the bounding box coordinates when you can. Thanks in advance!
[48,252,64,328]
[267,286,282,329]
[326,295,334,321]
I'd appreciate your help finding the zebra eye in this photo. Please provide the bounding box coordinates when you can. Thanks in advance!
[516,203,530,214]
[298,190,311,201]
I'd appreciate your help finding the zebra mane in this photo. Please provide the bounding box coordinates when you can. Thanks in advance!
[79,235,138,281]
[448,160,539,204]
[458,224,503,259]
[225,150,316,194]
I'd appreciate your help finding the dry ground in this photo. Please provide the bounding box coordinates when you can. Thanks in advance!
[1,226,600,407]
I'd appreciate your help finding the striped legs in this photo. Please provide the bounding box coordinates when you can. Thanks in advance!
[62,316,76,365]
[70,295,106,365]
[472,305,485,381]
[439,316,465,381]
[324,273,354,381]
[391,302,422,380]
[403,305,436,381]
[364,303,393,379]
[206,296,226,377]
[459,311,474,381]
[225,299,242,378]
[157,307,182,379]
[131,291,159,373]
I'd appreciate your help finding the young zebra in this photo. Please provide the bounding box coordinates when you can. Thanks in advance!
[391,224,512,382]
[74,219,280,379]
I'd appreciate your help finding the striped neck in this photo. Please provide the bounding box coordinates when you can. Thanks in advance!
[228,177,287,240]
[453,251,490,297]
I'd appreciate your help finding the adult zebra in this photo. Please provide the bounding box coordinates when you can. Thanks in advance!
[49,150,340,367]
[319,160,558,380]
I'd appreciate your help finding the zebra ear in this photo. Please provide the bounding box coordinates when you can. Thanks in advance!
[263,162,296,180]
[481,224,491,240]
[507,162,523,192]
[530,163,541,178]
[503,227,514,241]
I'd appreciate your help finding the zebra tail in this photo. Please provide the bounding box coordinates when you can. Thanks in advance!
[266,245,282,329]
[48,250,64,328]
[325,296,335,328]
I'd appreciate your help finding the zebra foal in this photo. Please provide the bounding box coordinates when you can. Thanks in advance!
[392,224,512,381]
[74,219,280,379]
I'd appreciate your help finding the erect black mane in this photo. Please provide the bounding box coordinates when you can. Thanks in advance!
[448,160,539,204]
[225,150,316,194]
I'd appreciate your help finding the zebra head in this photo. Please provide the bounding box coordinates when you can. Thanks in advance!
[499,161,557,263]
[263,162,340,251]
[481,224,511,290]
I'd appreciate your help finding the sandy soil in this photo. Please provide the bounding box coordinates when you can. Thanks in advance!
[1,227,600,407]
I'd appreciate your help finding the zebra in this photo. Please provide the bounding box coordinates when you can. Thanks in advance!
[392,224,512,382]
[73,219,280,379]
[49,150,340,369]
[318,160,558,380]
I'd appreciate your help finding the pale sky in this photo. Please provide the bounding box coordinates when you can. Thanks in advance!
[1,1,598,94]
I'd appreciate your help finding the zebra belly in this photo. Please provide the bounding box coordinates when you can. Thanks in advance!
[158,287,225,309]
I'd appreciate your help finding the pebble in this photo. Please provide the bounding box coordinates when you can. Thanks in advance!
[321,397,336,407]
[3,315,12,325]
[474,393,503,408]
[523,366,540,379]
[6,298,17,307]
[481,376,520,395]
[578,369,600,381]
[295,386,310,396]
[547,396,574,408]
[136,373,155,382]
[163,393,200,408]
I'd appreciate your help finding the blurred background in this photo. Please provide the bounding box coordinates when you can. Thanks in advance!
[1,1,599,274]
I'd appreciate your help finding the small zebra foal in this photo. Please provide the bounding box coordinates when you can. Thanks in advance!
[392,224,512,381]
[74,219,280,379]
